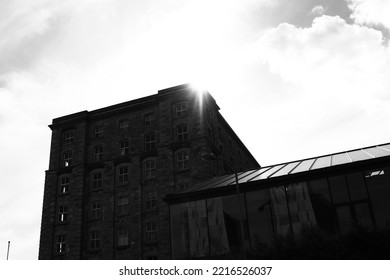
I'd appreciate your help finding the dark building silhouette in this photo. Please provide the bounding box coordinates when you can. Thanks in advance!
[167,143,390,259]
[39,84,260,259]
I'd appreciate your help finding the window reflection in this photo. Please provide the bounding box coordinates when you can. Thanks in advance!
[270,186,290,236]
[328,175,349,203]
[307,179,337,232]
[365,167,390,228]
[171,200,208,259]
[246,189,274,250]
[346,172,367,201]
[286,182,317,234]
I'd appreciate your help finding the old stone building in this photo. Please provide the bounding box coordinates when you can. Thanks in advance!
[39,84,260,259]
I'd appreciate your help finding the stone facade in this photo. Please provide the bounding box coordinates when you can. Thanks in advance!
[38,84,260,259]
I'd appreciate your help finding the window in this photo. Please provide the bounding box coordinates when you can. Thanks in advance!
[90,202,102,220]
[177,150,189,170]
[145,191,157,209]
[119,120,129,131]
[59,176,70,194]
[145,222,157,242]
[145,134,156,151]
[91,171,102,190]
[94,126,103,138]
[56,235,66,253]
[144,159,156,179]
[93,146,103,162]
[178,183,189,190]
[58,205,68,222]
[144,112,156,126]
[175,103,188,117]
[118,228,129,247]
[117,197,129,215]
[63,130,74,144]
[119,140,129,156]
[177,124,189,141]
[118,166,129,184]
[90,231,100,250]
[63,150,72,167]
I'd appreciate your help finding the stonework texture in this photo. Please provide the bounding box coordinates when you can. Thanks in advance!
[38,84,259,259]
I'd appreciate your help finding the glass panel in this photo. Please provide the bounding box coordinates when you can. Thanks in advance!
[311,156,331,170]
[307,179,337,232]
[379,144,390,151]
[331,152,351,166]
[364,146,390,158]
[271,162,300,178]
[290,158,315,174]
[348,150,373,162]
[346,172,367,201]
[207,195,247,258]
[245,189,274,252]
[365,166,390,229]
[329,175,349,204]
[243,167,272,182]
[354,202,373,229]
[236,169,261,184]
[286,182,317,234]
[336,205,354,233]
[250,165,285,181]
[170,200,209,259]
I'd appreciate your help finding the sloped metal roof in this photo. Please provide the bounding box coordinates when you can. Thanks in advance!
[178,142,390,195]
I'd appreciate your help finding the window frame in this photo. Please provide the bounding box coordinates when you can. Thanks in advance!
[144,159,156,179]
[89,231,101,250]
[63,150,73,167]
[56,235,66,254]
[145,191,157,209]
[119,119,130,131]
[118,165,129,184]
[119,139,130,156]
[91,171,103,190]
[117,227,129,247]
[117,196,129,215]
[94,126,104,138]
[176,150,189,170]
[93,145,103,162]
[144,112,156,126]
[90,201,102,220]
[144,134,156,151]
[58,205,68,223]
[63,130,74,144]
[145,222,157,242]
[59,176,70,194]
[177,124,189,142]
[175,103,188,117]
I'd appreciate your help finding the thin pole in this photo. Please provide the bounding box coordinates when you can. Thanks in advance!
[6,241,10,260]
[234,170,247,259]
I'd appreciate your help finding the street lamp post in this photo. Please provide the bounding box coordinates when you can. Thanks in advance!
[201,152,247,259]
[6,241,10,260]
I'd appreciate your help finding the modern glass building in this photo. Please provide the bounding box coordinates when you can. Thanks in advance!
[166,143,390,259]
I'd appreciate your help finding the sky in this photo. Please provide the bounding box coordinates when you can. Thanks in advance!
[0,0,389,260]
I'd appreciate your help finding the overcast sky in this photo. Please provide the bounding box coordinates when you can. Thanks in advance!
[1,0,389,260]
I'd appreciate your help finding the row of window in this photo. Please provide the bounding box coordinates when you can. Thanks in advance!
[61,103,189,144]
[55,223,157,254]
[58,160,190,196]
[61,125,189,167]
[57,192,157,224]
[60,152,189,188]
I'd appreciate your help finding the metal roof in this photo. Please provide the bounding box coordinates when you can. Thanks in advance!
[178,142,390,195]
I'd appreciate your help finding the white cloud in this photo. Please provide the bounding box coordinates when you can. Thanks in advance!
[347,0,390,30]
[257,15,390,97]
[310,5,326,16]
[254,14,390,163]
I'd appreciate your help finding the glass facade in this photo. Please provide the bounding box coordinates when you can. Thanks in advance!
[170,165,390,258]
